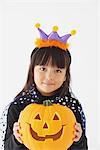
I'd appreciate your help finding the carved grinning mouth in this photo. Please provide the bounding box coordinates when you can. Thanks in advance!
[29,125,63,141]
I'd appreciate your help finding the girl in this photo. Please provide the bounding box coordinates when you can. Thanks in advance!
[0,24,88,150]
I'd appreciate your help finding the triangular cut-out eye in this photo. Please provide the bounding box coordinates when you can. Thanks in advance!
[53,114,59,120]
[34,114,41,120]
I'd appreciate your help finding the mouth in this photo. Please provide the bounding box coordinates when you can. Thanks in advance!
[42,82,54,86]
[30,125,63,141]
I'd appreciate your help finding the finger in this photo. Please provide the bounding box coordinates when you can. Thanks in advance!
[74,124,82,134]
[13,126,20,132]
[75,123,81,130]
[14,122,19,127]
[13,128,22,137]
[13,131,23,143]
[14,131,21,138]
[73,131,81,142]
[74,131,81,137]
[13,123,21,132]
[13,126,22,139]
[14,122,20,128]
[75,127,82,137]
[16,137,23,144]
[74,135,80,142]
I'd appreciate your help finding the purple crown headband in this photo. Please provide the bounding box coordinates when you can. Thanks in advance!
[34,23,76,51]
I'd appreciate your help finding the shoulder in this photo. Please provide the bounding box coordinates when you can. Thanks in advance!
[58,96,83,113]
[69,97,83,112]
[8,91,31,114]
[65,96,85,117]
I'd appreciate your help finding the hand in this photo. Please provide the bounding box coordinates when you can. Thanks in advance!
[73,122,82,142]
[13,122,23,144]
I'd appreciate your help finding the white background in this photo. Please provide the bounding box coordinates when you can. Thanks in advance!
[0,0,99,149]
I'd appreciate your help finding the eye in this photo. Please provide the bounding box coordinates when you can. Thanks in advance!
[53,114,59,120]
[34,114,41,120]
[39,66,46,71]
[56,69,62,73]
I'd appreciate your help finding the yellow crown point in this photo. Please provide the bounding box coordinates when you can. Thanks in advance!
[53,26,59,32]
[35,23,40,28]
[71,30,76,35]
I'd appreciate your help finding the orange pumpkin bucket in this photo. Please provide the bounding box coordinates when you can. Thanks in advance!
[18,100,76,150]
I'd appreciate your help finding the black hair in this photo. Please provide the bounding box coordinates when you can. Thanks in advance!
[23,46,71,97]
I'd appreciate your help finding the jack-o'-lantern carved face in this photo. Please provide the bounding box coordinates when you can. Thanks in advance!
[18,102,76,150]
[30,112,63,141]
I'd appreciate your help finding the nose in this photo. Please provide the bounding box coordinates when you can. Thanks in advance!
[45,70,54,80]
[43,123,48,129]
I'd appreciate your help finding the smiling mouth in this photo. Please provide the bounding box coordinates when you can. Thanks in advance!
[42,82,54,86]
[43,83,54,86]
[30,126,63,141]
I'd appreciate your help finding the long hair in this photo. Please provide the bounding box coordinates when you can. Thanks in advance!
[23,46,72,97]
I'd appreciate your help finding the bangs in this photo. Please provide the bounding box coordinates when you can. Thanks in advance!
[31,46,71,69]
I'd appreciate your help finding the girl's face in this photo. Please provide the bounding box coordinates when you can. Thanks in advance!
[34,63,66,96]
